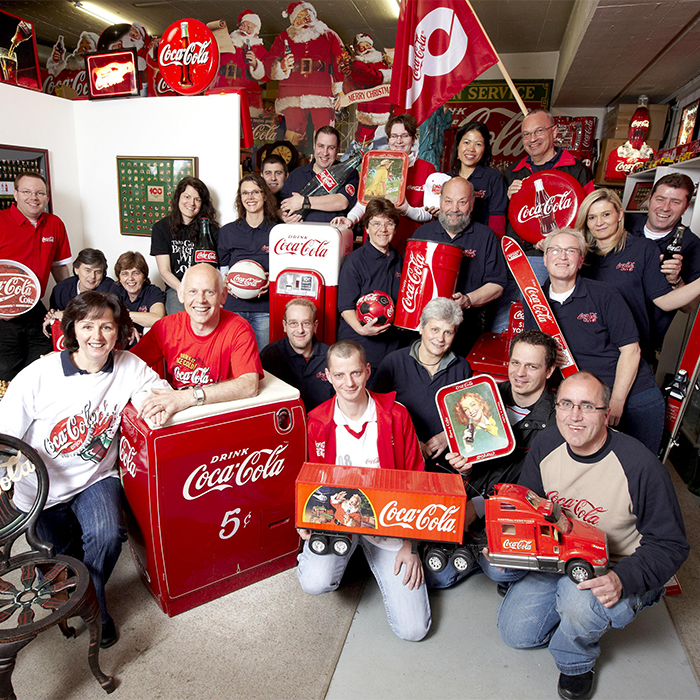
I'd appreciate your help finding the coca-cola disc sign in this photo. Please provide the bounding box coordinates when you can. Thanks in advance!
[0,260,40,319]
[508,171,586,245]
[158,19,218,95]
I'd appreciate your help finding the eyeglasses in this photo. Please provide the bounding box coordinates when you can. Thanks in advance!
[388,132,412,142]
[241,189,263,197]
[555,400,607,413]
[546,247,580,258]
[522,125,554,141]
[17,189,47,197]
[285,320,313,329]
[368,219,397,230]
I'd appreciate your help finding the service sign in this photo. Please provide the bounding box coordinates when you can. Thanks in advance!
[0,260,40,319]
[158,19,218,95]
[86,49,139,99]
[436,374,515,464]
[508,170,586,245]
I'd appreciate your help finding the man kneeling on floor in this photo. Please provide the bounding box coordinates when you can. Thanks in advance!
[298,340,430,641]
[497,371,688,700]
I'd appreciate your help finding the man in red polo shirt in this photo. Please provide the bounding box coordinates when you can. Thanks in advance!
[0,171,72,381]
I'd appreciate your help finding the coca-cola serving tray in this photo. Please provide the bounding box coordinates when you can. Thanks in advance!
[508,170,586,245]
[435,374,515,464]
[358,150,409,206]
[0,260,40,319]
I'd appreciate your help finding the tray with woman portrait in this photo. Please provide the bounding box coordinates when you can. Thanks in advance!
[435,374,515,464]
[358,150,409,206]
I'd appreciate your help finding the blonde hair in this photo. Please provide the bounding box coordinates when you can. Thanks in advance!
[542,227,588,257]
[574,188,627,255]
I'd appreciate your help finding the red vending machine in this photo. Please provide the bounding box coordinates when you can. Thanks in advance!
[268,223,353,344]
[119,373,307,616]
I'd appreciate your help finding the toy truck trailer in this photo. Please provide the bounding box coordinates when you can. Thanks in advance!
[295,463,467,561]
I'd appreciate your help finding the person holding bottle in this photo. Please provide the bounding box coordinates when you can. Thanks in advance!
[150,176,219,315]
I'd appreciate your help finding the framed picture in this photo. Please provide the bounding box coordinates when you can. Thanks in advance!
[358,150,409,206]
[625,181,653,212]
[0,144,50,212]
[0,8,41,90]
[436,374,515,464]
[86,48,140,99]
[300,486,377,531]
[117,156,197,236]
[678,100,700,147]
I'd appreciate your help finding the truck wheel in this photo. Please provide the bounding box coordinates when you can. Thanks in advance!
[332,535,352,556]
[566,559,594,583]
[309,533,329,555]
[424,547,448,573]
[450,547,475,573]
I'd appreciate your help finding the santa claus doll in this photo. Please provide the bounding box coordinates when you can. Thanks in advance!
[46,30,99,77]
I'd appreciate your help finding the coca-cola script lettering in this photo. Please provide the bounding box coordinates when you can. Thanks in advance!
[273,237,329,257]
[502,538,534,551]
[160,40,212,67]
[400,252,426,314]
[378,500,459,534]
[120,436,137,478]
[516,190,574,225]
[548,490,606,525]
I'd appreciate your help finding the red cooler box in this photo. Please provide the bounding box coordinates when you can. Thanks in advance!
[119,372,307,616]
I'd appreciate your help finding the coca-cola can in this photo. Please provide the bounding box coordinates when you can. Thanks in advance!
[394,240,463,331]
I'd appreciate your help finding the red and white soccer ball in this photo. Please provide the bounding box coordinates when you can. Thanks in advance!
[226,260,267,299]
[356,291,395,326]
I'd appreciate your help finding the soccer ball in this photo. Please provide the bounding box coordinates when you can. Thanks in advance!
[356,291,395,326]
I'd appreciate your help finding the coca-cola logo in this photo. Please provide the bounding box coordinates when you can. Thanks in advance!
[42,69,89,97]
[399,251,426,315]
[160,41,212,68]
[228,274,260,288]
[523,286,553,324]
[548,490,606,525]
[576,312,598,323]
[463,249,476,258]
[630,119,649,129]
[182,444,288,500]
[120,435,137,478]
[46,415,88,457]
[516,190,574,225]
[194,250,217,263]
[502,538,534,551]
[0,454,36,493]
[378,500,460,534]
[172,364,211,386]
[272,237,329,257]
[0,261,41,319]
[317,170,338,193]
[615,262,635,272]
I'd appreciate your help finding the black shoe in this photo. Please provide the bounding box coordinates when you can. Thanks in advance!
[100,617,119,649]
[557,671,594,700]
[497,583,509,597]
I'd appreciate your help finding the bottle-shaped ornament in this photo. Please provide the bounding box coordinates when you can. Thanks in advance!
[534,179,558,237]
[194,218,218,266]
[662,226,685,263]
[55,35,65,61]
[629,95,650,151]
[180,21,193,87]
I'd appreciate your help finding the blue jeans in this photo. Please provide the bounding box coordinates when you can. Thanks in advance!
[36,476,127,622]
[425,551,529,588]
[497,571,665,674]
[297,536,431,641]
[619,385,665,455]
[165,286,184,315]
[236,311,269,351]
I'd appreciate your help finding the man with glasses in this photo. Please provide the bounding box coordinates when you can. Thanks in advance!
[0,171,72,381]
[522,228,664,454]
[260,298,333,411]
[497,370,688,700]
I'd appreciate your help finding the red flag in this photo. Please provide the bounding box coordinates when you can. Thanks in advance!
[390,0,498,125]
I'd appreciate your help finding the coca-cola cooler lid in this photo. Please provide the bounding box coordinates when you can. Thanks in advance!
[0,260,41,319]
[508,171,586,245]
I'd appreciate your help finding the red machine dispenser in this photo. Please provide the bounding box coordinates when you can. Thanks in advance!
[268,223,353,344]
[119,372,307,616]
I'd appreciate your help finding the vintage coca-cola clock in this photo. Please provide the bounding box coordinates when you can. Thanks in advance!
[508,171,586,245]
[158,19,219,95]
[0,260,40,318]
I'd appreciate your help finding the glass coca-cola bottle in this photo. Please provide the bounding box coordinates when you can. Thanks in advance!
[534,179,558,236]
[180,21,193,87]
[194,218,218,266]
[629,95,650,150]
[662,225,685,263]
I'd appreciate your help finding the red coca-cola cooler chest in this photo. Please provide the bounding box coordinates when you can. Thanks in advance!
[119,372,307,616]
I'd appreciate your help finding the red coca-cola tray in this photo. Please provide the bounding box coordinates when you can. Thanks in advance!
[0,260,40,319]
[508,171,586,245]
[435,374,515,464]
[358,150,409,206]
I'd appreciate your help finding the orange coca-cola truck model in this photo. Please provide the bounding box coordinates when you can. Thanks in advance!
[295,463,470,568]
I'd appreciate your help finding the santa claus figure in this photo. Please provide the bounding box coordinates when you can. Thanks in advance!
[46,31,99,77]
[266,1,349,145]
[348,34,392,146]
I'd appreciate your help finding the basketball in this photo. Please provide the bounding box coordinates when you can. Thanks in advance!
[226,260,267,299]
[356,291,395,326]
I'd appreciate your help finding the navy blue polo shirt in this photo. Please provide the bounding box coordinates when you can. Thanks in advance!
[523,276,656,396]
[581,235,671,363]
[108,282,165,334]
[467,164,508,227]
[337,240,403,368]
[218,218,273,313]
[260,336,333,412]
[50,275,115,310]
[280,162,359,223]
[373,343,472,442]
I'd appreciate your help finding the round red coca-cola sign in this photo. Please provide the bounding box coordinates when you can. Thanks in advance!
[158,19,218,95]
[508,171,586,245]
[0,260,40,319]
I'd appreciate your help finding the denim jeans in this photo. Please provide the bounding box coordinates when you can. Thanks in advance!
[497,571,665,674]
[165,286,184,315]
[36,476,127,622]
[297,535,431,641]
[236,311,270,351]
[619,385,665,455]
[425,551,529,588]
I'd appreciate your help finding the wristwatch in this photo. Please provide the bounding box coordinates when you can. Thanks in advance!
[193,385,205,407]
[303,195,311,210]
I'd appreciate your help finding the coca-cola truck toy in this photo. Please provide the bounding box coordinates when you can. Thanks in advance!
[295,463,467,560]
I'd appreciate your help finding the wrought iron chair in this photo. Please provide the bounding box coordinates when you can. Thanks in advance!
[0,434,115,699]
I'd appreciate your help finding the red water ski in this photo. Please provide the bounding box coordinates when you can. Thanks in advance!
[501,236,578,378]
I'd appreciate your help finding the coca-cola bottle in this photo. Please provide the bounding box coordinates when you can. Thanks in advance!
[180,21,193,87]
[534,179,558,236]
[662,225,685,263]
[53,35,65,62]
[629,95,650,150]
[9,20,32,57]
[193,218,218,266]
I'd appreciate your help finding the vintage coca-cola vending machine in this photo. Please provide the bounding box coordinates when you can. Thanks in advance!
[119,373,306,616]
[268,223,353,344]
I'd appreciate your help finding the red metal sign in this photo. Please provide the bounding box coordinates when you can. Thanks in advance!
[158,19,218,96]
[0,260,40,319]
